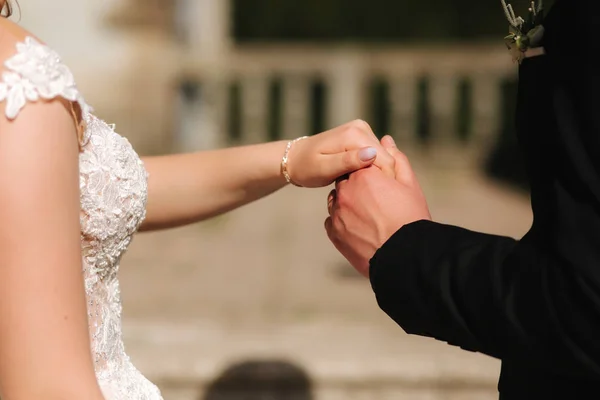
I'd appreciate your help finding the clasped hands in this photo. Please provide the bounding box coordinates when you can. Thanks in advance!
[282,119,431,278]
[325,136,431,277]
[324,125,432,278]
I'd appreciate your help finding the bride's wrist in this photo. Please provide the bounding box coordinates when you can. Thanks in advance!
[280,136,308,187]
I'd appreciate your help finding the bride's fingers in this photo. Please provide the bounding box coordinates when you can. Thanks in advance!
[325,121,395,179]
[322,147,377,181]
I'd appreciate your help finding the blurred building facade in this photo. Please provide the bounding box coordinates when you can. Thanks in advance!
[18,0,515,166]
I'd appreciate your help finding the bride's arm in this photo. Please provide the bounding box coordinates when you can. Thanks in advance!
[0,100,104,399]
[140,120,394,231]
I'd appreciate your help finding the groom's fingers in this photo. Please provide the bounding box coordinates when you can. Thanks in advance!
[381,135,415,184]
[327,189,336,215]
[324,216,344,254]
[324,216,333,234]
[381,135,396,149]
[324,217,337,245]
[335,174,348,191]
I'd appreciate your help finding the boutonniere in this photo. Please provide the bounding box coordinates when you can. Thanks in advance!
[501,0,546,63]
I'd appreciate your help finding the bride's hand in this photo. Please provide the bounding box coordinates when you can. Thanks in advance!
[285,120,396,188]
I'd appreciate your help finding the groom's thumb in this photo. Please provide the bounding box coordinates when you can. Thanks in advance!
[381,135,397,150]
[381,135,414,183]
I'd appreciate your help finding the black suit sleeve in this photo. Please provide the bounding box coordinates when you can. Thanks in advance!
[369,220,600,377]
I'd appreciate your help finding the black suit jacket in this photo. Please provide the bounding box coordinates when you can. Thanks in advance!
[369,0,600,398]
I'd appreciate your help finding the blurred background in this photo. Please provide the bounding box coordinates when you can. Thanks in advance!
[16,0,544,398]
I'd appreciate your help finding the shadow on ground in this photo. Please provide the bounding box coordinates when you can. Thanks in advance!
[202,359,313,400]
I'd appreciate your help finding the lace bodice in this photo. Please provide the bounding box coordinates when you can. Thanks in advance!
[0,37,162,400]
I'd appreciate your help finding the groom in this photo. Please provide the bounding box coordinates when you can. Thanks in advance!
[326,0,600,398]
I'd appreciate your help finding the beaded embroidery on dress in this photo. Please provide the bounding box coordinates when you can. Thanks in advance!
[0,37,162,400]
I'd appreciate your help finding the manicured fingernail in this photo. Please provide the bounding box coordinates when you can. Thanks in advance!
[359,147,377,161]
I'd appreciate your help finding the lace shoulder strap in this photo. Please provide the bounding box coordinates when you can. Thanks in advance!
[0,37,91,144]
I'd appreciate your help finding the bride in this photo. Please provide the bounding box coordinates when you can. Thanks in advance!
[0,1,397,399]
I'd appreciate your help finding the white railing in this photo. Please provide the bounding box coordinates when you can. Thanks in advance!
[85,41,517,164]
[172,42,515,165]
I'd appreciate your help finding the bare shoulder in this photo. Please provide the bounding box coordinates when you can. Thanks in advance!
[0,20,80,187]
[0,18,88,138]
[0,17,43,58]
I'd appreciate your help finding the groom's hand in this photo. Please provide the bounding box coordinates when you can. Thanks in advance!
[324,136,431,277]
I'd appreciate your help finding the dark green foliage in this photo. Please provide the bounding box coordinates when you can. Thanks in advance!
[234,0,513,42]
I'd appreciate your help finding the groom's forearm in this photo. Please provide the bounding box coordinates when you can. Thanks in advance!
[139,141,288,231]
[370,220,600,378]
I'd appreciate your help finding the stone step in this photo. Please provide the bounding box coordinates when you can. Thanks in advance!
[160,383,498,400]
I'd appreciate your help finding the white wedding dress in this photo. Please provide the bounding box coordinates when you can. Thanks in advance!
[0,37,163,399]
